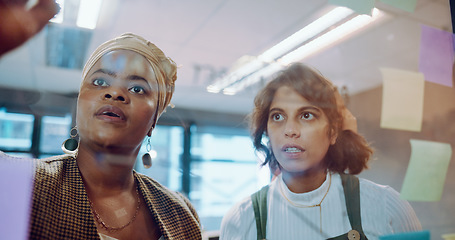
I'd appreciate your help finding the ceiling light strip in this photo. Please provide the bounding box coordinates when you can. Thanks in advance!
[259,7,355,62]
[77,0,103,29]
[225,9,384,94]
[226,63,283,93]
[207,59,265,93]
[208,7,354,93]
[279,8,384,65]
[208,7,385,95]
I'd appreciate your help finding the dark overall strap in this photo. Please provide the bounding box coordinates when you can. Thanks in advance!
[252,174,368,240]
[327,174,368,240]
[251,185,269,240]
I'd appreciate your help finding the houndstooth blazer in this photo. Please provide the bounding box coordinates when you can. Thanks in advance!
[29,155,202,239]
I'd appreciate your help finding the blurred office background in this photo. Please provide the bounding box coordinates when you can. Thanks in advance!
[0,0,454,239]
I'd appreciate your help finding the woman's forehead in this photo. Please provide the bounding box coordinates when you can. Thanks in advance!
[271,86,310,106]
[91,50,155,78]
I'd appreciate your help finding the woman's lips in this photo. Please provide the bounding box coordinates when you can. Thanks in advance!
[281,144,305,158]
[95,105,126,122]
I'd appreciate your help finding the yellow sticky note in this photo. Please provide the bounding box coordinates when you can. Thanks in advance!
[380,68,424,132]
[400,139,452,201]
[328,0,375,15]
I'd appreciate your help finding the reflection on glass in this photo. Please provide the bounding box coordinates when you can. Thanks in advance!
[190,126,270,231]
[135,125,184,192]
[40,115,72,154]
[0,108,34,151]
[3,152,34,159]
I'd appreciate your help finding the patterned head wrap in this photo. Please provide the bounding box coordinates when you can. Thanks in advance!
[82,33,177,125]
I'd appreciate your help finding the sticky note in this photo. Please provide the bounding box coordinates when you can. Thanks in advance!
[380,68,424,132]
[328,0,375,15]
[419,25,454,87]
[442,233,455,240]
[0,154,34,240]
[379,0,417,12]
[379,230,430,240]
[400,140,452,201]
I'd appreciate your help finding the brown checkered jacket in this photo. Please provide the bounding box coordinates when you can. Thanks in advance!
[30,155,202,239]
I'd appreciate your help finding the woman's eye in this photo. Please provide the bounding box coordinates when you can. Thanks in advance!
[302,112,315,120]
[272,113,284,121]
[93,79,109,87]
[129,86,146,94]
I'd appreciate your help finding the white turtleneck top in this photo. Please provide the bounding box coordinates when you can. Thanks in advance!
[220,173,421,240]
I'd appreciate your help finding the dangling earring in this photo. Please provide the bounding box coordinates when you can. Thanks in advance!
[62,126,79,155]
[142,137,153,169]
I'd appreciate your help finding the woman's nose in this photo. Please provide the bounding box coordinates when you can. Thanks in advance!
[103,87,129,103]
[284,121,300,138]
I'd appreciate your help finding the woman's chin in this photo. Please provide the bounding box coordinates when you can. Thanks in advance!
[280,163,325,175]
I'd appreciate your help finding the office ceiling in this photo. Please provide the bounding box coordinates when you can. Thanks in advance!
[0,0,451,115]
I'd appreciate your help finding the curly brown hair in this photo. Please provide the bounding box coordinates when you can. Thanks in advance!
[249,63,372,175]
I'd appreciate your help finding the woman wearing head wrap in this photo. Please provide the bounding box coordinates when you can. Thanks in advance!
[30,33,202,239]
[220,63,421,240]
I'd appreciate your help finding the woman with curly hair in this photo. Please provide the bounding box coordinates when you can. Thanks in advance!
[220,63,421,240]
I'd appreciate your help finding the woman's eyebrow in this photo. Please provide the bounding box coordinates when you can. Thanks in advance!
[127,75,148,83]
[91,68,116,77]
[269,107,283,113]
[91,69,150,85]
[270,105,321,112]
[127,75,153,90]
[298,106,322,113]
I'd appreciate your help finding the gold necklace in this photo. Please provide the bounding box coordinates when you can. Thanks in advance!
[89,187,141,232]
[278,173,332,233]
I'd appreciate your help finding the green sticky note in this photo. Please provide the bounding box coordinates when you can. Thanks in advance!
[400,139,452,201]
[380,68,424,132]
[328,0,375,15]
[379,0,417,13]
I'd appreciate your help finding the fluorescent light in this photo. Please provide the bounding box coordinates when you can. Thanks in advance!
[206,85,221,93]
[207,7,385,95]
[222,88,237,95]
[226,64,283,94]
[49,0,65,24]
[207,58,265,90]
[260,7,354,62]
[76,0,103,29]
[280,8,384,65]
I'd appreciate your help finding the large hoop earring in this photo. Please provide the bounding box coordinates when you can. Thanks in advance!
[142,137,153,169]
[62,126,79,155]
